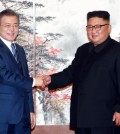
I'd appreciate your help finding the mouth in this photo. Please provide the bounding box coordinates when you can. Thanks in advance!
[7,32,17,37]
[92,34,98,39]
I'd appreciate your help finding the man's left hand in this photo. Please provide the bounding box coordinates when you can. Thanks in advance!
[112,112,120,126]
[30,112,36,130]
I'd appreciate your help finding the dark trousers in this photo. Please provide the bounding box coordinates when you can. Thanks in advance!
[0,98,31,134]
[75,127,120,134]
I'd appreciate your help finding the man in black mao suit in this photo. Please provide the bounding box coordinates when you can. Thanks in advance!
[0,9,43,134]
[42,11,120,134]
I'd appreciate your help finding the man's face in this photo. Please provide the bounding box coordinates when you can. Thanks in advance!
[0,16,19,42]
[86,17,111,46]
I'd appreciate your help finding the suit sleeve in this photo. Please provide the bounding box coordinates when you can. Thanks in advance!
[48,47,82,90]
[21,48,34,112]
[113,50,120,113]
[28,89,34,112]
[48,65,73,90]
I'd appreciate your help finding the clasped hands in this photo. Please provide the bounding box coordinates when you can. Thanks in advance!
[34,75,51,90]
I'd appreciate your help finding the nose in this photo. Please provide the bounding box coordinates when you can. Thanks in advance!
[92,27,97,33]
[10,26,15,31]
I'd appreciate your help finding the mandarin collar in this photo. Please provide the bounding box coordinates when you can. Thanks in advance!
[89,36,111,53]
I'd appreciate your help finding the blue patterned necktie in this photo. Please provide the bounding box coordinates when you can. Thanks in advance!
[11,43,18,62]
[11,43,23,73]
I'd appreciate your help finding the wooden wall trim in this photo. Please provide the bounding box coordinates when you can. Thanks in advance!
[32,125,74,134]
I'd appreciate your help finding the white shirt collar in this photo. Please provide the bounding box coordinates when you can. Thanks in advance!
[0,36,15,52]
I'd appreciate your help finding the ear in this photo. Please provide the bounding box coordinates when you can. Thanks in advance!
[108,24,111,34]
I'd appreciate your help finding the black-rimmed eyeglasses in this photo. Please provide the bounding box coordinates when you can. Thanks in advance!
[86,24,109,31]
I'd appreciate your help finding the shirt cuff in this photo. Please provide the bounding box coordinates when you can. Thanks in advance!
[32,78,35,87]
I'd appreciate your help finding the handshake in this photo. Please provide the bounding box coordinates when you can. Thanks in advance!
[34,75,51,89]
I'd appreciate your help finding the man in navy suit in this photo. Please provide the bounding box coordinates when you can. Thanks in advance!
[42,11,120,134]
[0,9,43,134]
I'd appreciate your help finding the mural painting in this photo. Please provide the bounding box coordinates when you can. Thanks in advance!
[0,0,120,125]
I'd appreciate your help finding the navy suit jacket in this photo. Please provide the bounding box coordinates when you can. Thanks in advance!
[48,37,120,128]
[0,39,33,124]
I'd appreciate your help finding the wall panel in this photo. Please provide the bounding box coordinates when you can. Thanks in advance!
[0,0,120,134]
[32,125,74,134]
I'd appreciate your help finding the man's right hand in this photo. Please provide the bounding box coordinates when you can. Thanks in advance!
[42,75,51,86]
[33,75,51,89]
[34,76,44,87]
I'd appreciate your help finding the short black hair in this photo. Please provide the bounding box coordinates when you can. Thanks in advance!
[0,9,19,24]
[87,10,110,21]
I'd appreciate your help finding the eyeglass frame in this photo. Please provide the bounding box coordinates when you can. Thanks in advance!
[86,24,109,31]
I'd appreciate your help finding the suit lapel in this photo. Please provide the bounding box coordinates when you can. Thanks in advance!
[15,44,27,76]
[0,39,20,71]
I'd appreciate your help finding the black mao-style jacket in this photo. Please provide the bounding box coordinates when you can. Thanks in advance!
[48,36,120,128]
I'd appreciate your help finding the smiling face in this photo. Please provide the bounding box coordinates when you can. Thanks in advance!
[86,17,111,46]
[0,15,19,42]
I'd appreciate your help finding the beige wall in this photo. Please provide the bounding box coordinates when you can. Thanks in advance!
[32,125,74,134]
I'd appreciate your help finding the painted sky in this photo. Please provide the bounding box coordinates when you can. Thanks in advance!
[35,0,120,62]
